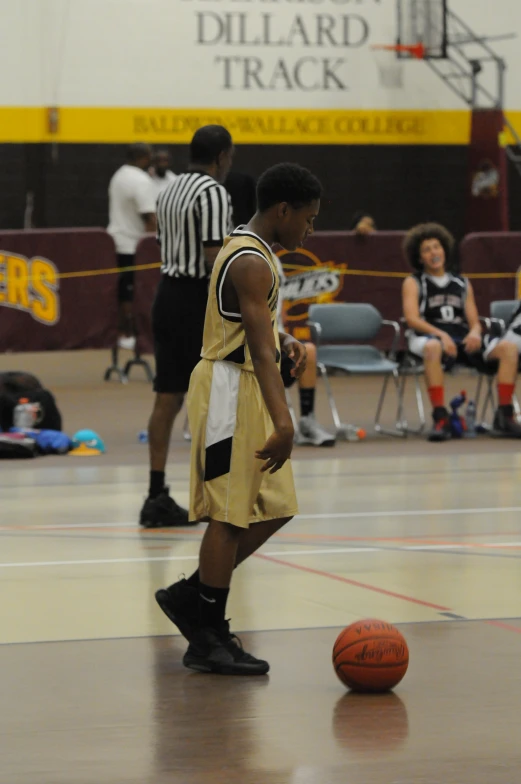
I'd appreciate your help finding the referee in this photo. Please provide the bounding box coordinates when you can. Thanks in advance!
[140,125,234,528]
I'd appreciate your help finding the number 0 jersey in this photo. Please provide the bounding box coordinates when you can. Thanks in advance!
[412,271,469,340]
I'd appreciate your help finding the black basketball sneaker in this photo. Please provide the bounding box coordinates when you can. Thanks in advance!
[155,578,199,641]
[492,405,521,438]
[428,407,452,442]
[140,487,196,528]
[183,623,270,676]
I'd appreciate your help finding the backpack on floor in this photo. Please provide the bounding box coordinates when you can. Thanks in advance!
[0,433,38,458]
[0,372,62,432]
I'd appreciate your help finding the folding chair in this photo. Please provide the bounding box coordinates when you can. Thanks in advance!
[307,303,403,438]
[489,300,521,422]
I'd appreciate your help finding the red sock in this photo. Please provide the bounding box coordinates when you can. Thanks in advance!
[428,386,445,409]
[498,383,515,407]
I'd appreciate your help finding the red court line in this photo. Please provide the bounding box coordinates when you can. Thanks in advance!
[254,552,450,611]
[484,619,521,634]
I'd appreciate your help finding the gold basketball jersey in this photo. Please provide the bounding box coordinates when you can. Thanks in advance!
[201,228,281,372]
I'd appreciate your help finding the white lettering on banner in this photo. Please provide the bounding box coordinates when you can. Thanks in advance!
[281,270,341,301]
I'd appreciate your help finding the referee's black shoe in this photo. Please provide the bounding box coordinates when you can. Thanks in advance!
[139,487,195,528]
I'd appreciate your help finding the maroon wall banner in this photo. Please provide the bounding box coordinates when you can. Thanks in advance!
[0,229,518,355]
[279,231,409,343]
[460,233,521,315]
[465,109,509,234]
[0,229,118,353]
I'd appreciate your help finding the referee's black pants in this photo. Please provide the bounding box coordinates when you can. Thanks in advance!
[152,275,208,394]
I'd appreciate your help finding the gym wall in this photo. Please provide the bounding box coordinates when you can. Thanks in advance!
[1,0,520,235]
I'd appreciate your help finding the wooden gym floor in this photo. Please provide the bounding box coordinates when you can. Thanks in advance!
[2,350,521,784]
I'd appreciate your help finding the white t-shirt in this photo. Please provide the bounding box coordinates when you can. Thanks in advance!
[150,169,177,200]
[107,164,156,254]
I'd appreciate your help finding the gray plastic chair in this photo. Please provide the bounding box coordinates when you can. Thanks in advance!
[488,300,521,421]
[490,300,518,331]
[307,303,403,438]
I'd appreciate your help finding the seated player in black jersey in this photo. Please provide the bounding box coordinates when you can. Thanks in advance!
[402,222,521,442]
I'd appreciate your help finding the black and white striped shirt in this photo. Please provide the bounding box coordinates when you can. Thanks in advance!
[156,171,232,279]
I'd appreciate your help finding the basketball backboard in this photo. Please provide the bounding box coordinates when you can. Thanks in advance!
[397,0,448,59]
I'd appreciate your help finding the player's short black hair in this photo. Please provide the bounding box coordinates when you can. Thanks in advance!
[126,143,151,162]
[190,125,233,165]
[256,163,322,212]
[403,222,456,272]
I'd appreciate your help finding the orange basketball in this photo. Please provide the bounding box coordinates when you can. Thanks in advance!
[332,619,409,692]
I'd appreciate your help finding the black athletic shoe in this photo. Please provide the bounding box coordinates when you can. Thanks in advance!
[183,625,270,676]
[155,578,199,641]
[492,405,521,438]
[428,407,451,443]
[139,487,195,528]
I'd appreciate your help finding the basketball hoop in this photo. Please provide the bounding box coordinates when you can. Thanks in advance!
[372,42,427,60]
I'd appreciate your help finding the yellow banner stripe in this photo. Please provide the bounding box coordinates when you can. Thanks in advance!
[0,106,476,145]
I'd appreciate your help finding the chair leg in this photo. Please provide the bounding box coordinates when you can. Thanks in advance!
[400,373,426,435]
[317,363,362,441]
[374,370,407,438]
[513,392,521,423]
[477,376,495,429]
[414,375,426,432]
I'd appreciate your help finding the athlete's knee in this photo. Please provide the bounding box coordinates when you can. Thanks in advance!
[153,392,184,417]
[492,339,519,365]
[304,342,317,363]
[423,340,443,362]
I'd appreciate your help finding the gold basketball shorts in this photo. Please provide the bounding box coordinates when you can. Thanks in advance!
[187,359,298,528]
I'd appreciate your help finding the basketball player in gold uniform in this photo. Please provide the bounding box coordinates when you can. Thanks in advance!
[155,162,322,674]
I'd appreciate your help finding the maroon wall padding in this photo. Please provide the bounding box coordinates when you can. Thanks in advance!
[0,228,118,353]
[0,229,519,354]
[465,110,509,234]
[279,231,409,346]
[459,233,521,315]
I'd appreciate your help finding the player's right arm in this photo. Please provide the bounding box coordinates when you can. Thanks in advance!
[228,254,294,474]
[402,276,457,357]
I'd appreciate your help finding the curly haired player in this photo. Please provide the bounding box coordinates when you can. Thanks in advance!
[402,222,521,442]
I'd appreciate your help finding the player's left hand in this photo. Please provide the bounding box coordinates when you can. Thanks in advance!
[462,332,482,354]
[281,334,307,378]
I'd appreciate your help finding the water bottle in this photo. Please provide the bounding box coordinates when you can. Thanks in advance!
[465,400,477,438]
[13,398,39,429]
[345,425,367,442]
[138,429,148,444]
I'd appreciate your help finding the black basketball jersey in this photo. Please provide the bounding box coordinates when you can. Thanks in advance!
[413,272,469,340]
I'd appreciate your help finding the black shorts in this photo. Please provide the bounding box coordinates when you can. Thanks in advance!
[280,351,296,389]
[409,336,498,376]
[117,254,135,303]
[152,275,208,394]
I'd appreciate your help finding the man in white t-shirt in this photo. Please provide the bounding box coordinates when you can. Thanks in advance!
[107,143,157,350]
[149,149,177,200]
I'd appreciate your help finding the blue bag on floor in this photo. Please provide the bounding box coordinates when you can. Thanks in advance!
[10,428,72,454]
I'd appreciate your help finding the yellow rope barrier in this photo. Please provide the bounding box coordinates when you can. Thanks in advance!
[18,261,518,283]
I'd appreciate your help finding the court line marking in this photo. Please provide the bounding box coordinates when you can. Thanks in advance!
[0,547,380,569]
[254,552,451,611]
[3,615,521,648]
[3,505,521,533]
[3,540,521,570]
